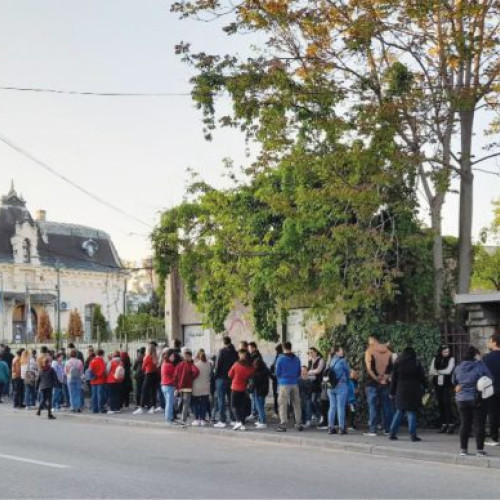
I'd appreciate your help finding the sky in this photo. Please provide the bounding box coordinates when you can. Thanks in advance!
[1,0,500,262]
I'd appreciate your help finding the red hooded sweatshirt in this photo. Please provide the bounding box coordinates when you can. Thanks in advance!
[174,361,200,391]
[89,356,106,386]
[228,362,255,392]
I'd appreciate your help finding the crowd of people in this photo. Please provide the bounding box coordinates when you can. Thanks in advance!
[0,331,499,457]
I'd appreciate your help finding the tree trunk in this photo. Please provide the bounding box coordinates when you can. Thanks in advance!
[457,109,475,295]
[431,193,445,321]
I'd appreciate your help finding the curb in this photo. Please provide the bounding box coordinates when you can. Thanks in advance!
[50,411,500,470]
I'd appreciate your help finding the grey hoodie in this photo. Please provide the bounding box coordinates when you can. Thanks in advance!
[452,360,492,402]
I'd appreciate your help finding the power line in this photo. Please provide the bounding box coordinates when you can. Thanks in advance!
[0,131,153,229]
[0,86,193,97]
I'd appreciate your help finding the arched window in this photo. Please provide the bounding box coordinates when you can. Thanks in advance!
[22,239,31,264]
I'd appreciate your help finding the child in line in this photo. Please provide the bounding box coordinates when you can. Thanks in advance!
[346,369,359,431]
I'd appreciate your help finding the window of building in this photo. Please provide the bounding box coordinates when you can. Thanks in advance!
[22,239,31,264]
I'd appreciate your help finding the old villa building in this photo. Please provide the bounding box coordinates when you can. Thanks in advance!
[0,182,126,342]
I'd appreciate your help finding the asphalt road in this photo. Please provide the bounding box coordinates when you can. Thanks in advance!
[1,411,499,499]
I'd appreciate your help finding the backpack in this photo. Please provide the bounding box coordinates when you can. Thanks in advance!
[323,360,340,390]
[69,364,81,381]
[114,365,125,381]
[84,368,96,382]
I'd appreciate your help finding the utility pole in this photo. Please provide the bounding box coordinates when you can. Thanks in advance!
[55,259,61,335]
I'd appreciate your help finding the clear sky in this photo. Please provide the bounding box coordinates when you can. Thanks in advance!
[1,0,499,262]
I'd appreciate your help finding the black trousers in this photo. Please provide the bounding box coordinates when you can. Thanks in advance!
[39,388,53,414]
[108,384,121,412]
[457,400,487,451]
[12,378,24,407]
[487,392,500,442]
[140,373,158,409]
[232,390,249,425]
[272,377,278,415]
[436,386,454,426]
[135,375,144,406]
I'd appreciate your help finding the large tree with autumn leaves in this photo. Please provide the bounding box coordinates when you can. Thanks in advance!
[171,0,500,324]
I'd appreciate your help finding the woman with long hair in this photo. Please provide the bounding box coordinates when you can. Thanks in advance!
[161,348,179,425]
[307,347,325,423]
[389,347,427,442]
[326,346,350,435]
[21,349,38,409]
[429,345,456,434]
[134,343,159,415]
[192,349,211,426]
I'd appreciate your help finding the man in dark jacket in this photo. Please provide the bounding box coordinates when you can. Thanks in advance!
[0,345,13,397]
[484,333,500,446]
[214,336,238,428]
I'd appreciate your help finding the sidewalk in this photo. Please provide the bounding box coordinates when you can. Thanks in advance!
[6,405,500,470]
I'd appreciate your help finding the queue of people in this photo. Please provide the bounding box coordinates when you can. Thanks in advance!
[0,331,499,458]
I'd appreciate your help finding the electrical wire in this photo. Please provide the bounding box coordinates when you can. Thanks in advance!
[0,131,153,229]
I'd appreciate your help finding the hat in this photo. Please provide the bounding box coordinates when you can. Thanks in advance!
[477,376,494,399]
[183,348,192,356]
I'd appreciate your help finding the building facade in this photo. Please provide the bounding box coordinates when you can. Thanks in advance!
[0,183,126,343]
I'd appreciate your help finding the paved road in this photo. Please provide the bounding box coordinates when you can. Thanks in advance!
[1,411,499,499]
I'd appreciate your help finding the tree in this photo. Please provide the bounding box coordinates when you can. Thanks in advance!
[116,313,165,341]
[67,309,83,340]
[91,305,108,342]
[472,246,500,291]
[37,309,53,342]
[171,0,500,325]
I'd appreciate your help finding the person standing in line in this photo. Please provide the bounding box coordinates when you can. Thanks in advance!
[192,349,211,426]
[161,348,179,425]
[299,366,313,429]
[133,347,146,409]
[252,357,270,429]
[389,347,427,442]
[89,349,107,414]
[11,348,25,408]
[1,345,13,398]
[0,353,10,403]
[36,357,58,420]
[133,344,159,415]
[228,349,255,431]
[276,342,303,433]
[174,349,200,424]
[346,369,360,431]
[429,345,456,434]
[65,349,84,412]
[21,349,38,410]
[51,353,65,412]
[307,348,325,423]
[120,351,133,409]
[214,336,239,428]
[363,336,393,437]
[326,347,350,435]
[453,346,493,457]
[106,351,124,415]
[247,342,263,421]
[269,344,283,420]
[483,332,500,447]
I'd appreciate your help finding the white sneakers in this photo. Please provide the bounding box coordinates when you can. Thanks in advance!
[484,439,500,447]
[214,422,227,428]
[148,407,155,415]
[232,422,242,431]
[154,406,163,413]
[133,408,144,415]
[255,422,267,429]
[200,420,206,426]
[192,420,200,426]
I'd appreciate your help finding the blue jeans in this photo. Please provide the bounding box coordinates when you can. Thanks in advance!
[366,385,393,433]
[68,381,82,410]
[215,378,234,423]
[162,385,175,422]
[328,384,348,430]
[255,395,267,424]
[301,396,312,424]
[52,387,63,410]
[24,383,36,407]
[91,384,106,413]
[390,409,417,436]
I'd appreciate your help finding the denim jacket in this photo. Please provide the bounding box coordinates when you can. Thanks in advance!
[329,356,350,385]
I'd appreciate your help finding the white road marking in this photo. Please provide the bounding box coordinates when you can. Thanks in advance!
[0,453,70,469]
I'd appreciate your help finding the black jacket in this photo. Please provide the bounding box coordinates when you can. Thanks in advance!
[483,350,500,393]
[390,355,427,411]
[215,345,238,379]
[37,368,59,391]
[252,364,270,397]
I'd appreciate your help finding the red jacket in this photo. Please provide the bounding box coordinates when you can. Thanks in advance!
[106,358,123,384]
[161,361,176,386]
[142,354,157,374]
[89,357,106,385]
[174,361,200,390]
[228,362,255,392]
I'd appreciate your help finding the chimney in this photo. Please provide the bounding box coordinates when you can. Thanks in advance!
[35,209,47,221]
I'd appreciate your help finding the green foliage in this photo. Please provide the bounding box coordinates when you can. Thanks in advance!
[116,313,165,341]
[472,245,500,291]
[92,305,108,342]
